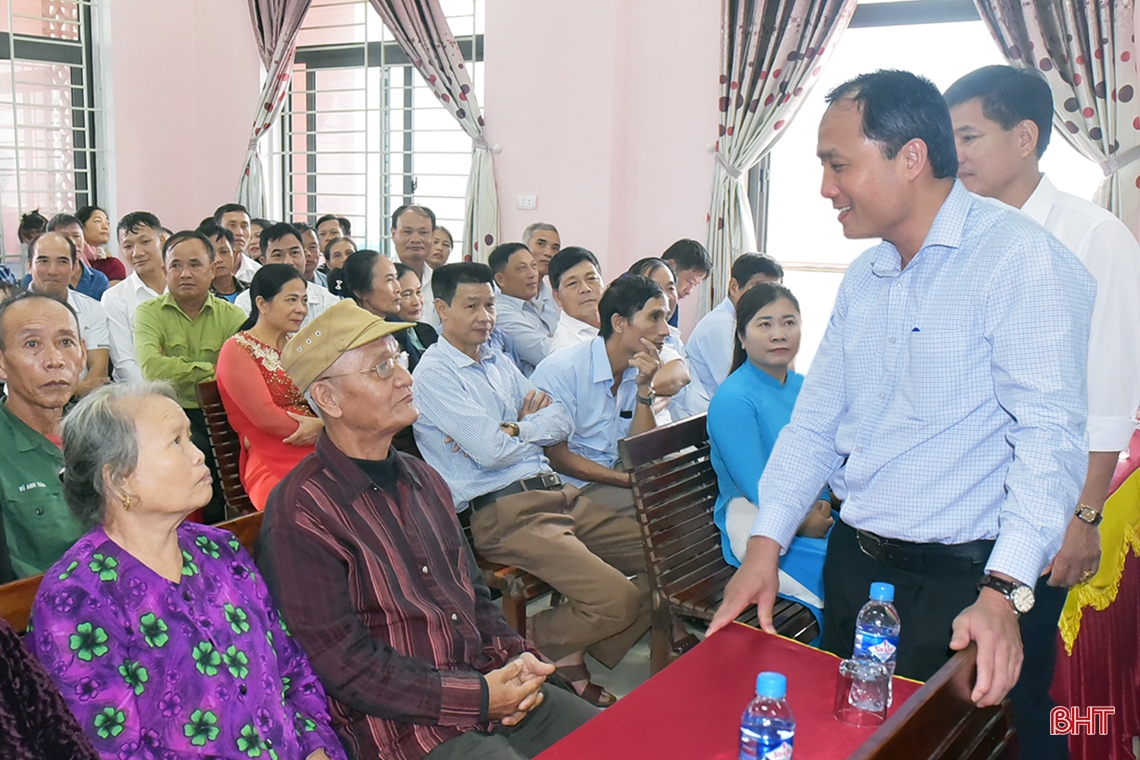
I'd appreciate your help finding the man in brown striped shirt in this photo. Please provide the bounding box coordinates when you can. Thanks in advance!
[258,301,597,760]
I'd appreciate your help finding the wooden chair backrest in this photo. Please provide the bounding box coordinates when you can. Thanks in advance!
[196,380,255,517]
[851,644,1016,760]
[618,414,728,610]
[0,511,266,633]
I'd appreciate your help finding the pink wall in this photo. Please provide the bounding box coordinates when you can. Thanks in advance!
[484,0,721,333]
[105,0,262,233]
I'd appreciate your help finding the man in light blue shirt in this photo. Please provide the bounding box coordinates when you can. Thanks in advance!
[531,275,670,517]
[686,252,783,399]
[709,71,1095,747]
[491,243,559,375]
[413,263,651,707]
[523,222,563,330]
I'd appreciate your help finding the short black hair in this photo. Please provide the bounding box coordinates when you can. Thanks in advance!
[212,203,249,224]
[342,249,382,304]
[239,264,305,332]
[548,246,600,290]
[391,204,436,231]
[731,282,801,372]
[0,290,80,349]
[943,65,1053,158]
[47,213,81,232]
[117,211,163,238]
[260,222,301,254]
[75,205,105,225]
[28,231,77,263]
[163,230,215,262]
[198,223,235,247]
[294,221,314,234]
[488,242,530,276]
[731,252,783,286]
[432,262,494,306]
[394,262,416,281]
[251,217,273,229]
[599,275,665,340]
[827,70,958,180]
[18,209,47,242]
[316,214,350,235]
[661,239,712,274]
[627,257,675,280]
[323,235,357,262]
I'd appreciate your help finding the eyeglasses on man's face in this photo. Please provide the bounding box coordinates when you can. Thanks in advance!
[320,351,408,382]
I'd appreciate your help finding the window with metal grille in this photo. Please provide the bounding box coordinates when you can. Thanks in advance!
[0,0,99,271]
[265,0,484,256]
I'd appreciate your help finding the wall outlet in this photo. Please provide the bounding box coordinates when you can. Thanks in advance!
[517,194,537,210]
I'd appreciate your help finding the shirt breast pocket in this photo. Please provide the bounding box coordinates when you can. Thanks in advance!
[898,327,989,423]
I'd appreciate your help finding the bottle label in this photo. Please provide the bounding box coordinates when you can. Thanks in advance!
[761,741,794,760]
[855,631,898,663]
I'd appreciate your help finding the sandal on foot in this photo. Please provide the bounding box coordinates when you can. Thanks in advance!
[671,633,700,657]
[553,663,618,708]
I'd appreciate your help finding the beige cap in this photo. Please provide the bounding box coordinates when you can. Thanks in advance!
[282,300,413,391]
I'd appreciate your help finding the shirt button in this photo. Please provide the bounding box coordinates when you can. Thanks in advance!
[888,337,896,344]
[879,392,885,399]
[451,613,459,622]
[182,590,191,602]
[422,566,429,575]
[855,446,864,453]
[35,507,43,516]
[239,684,247,695]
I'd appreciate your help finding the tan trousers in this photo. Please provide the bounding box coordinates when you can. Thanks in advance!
[578,482,636,519]
[470,486,651,667]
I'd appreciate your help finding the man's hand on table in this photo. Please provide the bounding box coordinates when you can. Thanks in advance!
[707,536,782,636]
[949,578,1024,707]
[486,653,554,726]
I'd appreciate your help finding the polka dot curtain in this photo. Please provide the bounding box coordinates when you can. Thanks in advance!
[236,0,313,220]
[366,0,499,263]
[701,0,856,316]
[977,0,1140,239]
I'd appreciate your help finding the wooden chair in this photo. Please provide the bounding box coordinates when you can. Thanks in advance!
[619,414,820,673]
[196,380,256,519]
[852,643,1017,760]
[0,512,265,634]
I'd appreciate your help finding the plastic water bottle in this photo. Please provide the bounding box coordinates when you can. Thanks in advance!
[853,581,900,706]
[739,671,795,760]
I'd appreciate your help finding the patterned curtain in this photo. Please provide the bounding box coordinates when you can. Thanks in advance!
[976,0,1140,238]
[236,0,312,218]
[367,0,498,262]
[701,0,856,313]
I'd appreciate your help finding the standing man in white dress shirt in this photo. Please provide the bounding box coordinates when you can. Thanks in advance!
[101,212,167,382]
[234,223,338,328]
[392,204,440,327]
[491,243,559,375]
[947,67,1140,760]
[213,203,261,283]
[27,232,109,397]
[547,246,604,353]
[523,222,562,330]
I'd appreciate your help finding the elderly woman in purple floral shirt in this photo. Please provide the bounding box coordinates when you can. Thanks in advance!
[28,381,346,760]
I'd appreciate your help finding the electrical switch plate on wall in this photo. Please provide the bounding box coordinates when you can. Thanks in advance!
[517,194,537,210]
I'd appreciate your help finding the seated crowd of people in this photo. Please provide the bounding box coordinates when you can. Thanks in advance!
[0,64,1135,760]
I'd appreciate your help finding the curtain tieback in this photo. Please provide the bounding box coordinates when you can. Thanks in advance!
[1100,144,1140,177]
[715,151,743,180]
[473,136,490,150]
[248,136,262,151]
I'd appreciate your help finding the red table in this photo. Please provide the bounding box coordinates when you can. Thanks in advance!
[537,623,922,760]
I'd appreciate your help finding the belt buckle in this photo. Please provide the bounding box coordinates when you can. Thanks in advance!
[538,473,560,490]
[856,529,882,561]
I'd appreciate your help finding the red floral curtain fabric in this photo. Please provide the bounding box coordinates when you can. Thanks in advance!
[976,0,1140,238]
[366,0,498,261]
[701,0,856,312]
[236,0,312,218]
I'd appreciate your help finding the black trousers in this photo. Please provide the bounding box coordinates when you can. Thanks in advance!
[822,519,1068,759]
[185,407,227,525]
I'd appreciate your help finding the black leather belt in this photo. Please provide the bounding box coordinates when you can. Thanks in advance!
[470,473,563,511]
[851,522,994,575]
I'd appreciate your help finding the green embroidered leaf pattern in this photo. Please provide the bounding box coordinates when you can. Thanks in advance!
[69,622,109,661]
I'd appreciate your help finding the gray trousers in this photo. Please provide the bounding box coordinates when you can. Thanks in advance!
[423,685,599,760]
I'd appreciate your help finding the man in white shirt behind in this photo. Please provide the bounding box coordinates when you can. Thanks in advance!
[27,232,110,397]
[548,246,604,353]
[234,223,339,328]
[391,204,439,327]
[214,203,261,283]
[686,252,784,399]
[101,212,167,382]
[947,65,1140,760]
[524,222,563,330]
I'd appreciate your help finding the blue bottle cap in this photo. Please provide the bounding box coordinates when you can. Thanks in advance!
[755,671,787,699]
[870,582,895,602]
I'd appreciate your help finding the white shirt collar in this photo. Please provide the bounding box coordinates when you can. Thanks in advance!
[1019,174,1058,225]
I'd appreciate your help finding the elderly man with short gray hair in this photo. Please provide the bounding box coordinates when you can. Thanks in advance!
[257,299,596,760]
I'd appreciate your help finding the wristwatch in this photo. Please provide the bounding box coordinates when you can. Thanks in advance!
[977,574,1035,615]
[636,390,657,407]
[1074,503,1103,526]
